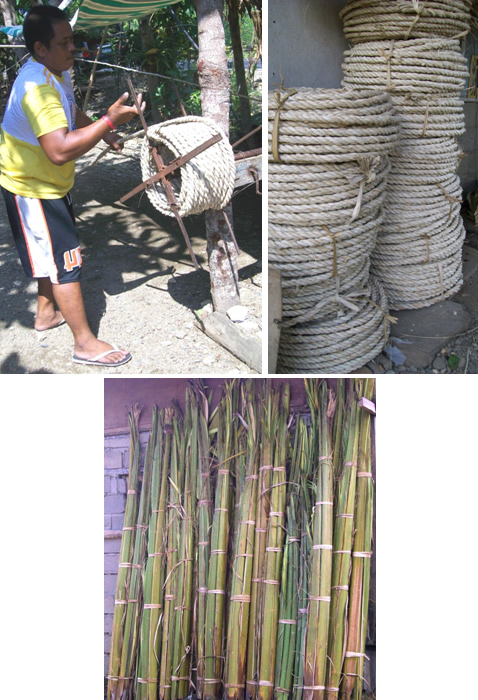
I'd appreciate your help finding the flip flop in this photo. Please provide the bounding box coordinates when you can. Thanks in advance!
[72,344,132,367]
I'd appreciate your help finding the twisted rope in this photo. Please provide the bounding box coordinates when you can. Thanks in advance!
[140,116,235,217]
[277,277,394,374]
[340,0,472,43]
[268,88,400,163]
[342,38,468,94]
[269,87,397,372]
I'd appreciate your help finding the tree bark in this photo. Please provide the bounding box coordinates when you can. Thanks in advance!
[140,16,162,122]
[194,0,240,313]
[226,0,255,149]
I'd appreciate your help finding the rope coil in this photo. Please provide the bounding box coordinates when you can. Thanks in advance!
[140,116,235,217]
[340,0,472,43]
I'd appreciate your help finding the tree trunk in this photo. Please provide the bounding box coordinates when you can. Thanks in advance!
[226,0,255,149]
[0,0,28,84]
[194,0,240,313]
[140,17,162,122]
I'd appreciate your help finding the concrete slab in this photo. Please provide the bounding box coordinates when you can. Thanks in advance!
[389,300,472,368]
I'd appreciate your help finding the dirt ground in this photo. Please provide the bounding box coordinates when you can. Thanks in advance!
[0,75,262,375]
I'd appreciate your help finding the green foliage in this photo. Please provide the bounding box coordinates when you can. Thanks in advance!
[447,353,459,370]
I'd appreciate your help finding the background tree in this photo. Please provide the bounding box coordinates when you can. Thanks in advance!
[225,0,261,149]
[194,0,240,313]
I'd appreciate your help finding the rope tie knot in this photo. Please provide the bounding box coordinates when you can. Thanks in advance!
[403,0,426,40]
[272,88,298,163]
[380,40,395,89]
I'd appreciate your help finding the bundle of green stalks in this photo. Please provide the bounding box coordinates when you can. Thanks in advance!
[108,404,142,700]
[246,382,280,699]
[137,407,172,700]
[293,418,313,700]
[204,381,235,700]
[325,381,361,700]
[159,409,183,700]
[304,381,336,700]
[275,412,306,700]
[224,380,260,700]
[117,407,156,699]
[341,380,374,700]
[257,384,290,700]
[105,379,375,700]
[191,380,213,699]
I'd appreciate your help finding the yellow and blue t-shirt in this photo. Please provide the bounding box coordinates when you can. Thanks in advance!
[0,58,77,198]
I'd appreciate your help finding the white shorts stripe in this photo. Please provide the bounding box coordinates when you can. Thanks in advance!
[14,195,59,283]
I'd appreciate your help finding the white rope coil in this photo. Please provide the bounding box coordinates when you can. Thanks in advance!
[269,215,379,288]
[280,261,372,326]
[372,253,463,309]
[391,94,465,137]
[374,209,465,265]
[280,260,371,318]
[268,88,399,164]
[269,86,399,370]
[340,0,472,43]
[140,116,235,217]
[341,38,468,93]
[269,157,390,226]
[277,277,393,374]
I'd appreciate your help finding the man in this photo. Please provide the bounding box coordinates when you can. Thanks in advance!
[0,5,145,367]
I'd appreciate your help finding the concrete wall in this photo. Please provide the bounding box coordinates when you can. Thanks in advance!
[269,0,348,89]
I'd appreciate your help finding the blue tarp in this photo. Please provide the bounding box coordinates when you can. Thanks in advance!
[0,25,23,39]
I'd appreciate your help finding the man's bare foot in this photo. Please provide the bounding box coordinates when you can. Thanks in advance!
[73,338,131,365]
[34,310,65,331]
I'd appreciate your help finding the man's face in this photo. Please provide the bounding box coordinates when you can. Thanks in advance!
[34,20,75,76]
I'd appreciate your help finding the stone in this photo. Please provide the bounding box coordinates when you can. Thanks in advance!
[432,355,447,371]
[389,301,471,368]
[226,305,249,322]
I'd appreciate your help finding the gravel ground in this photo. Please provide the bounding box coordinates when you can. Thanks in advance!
[0,78,263,375]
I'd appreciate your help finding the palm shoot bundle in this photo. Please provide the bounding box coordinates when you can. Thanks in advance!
[341,379,375,700]
[106,379,375,700]
[224,381,260,700]
[107,404,142,700]
[304,382,336,700]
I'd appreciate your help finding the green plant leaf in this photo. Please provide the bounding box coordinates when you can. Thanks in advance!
[448,354,459,370]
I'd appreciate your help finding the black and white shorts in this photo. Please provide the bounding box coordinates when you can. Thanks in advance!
[1,186,82,284]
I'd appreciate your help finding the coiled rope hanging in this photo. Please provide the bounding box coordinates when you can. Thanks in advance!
[140,116,236,217]
[269,87,399,373]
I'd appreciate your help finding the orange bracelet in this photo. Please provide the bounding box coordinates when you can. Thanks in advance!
[101,115,115,131]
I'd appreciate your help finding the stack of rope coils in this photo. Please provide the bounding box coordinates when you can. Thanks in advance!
[268,87,400,373]
[140,116,236,217]
[340,0,472,309]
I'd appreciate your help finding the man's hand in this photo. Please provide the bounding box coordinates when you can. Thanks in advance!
[103,131,123,152]
[106,92,146,128]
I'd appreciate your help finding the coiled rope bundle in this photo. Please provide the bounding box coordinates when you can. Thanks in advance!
[340,21,469,309]
[268,88,400,164]
[340,0,472,44]
[269,87,399,372]
[140,116,236,217]
[277,276,393,375]
[342,38,468,94]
